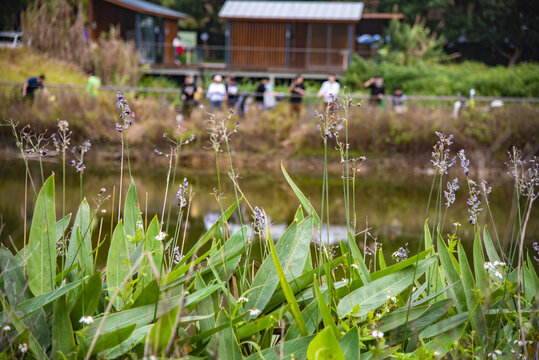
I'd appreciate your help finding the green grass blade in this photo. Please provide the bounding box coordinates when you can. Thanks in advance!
[106,221,130,310]
[482,227,500,263]
[56,213,71,243]
[339,327,361,360]
[27,174,56,296]
[52,295,75,359]
[437,236,467,312]
[281,162,321,228]
[138,215,162,289]
[268,231,308,336]
[473,230,488,292]
[313,274,339,339]
[66,199,93,276]
[123,180,143,254]
[214,309,243,360]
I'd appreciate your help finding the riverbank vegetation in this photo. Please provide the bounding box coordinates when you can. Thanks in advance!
[0,92,537,359]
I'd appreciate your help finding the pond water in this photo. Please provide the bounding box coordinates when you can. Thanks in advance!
[0,155,536,268]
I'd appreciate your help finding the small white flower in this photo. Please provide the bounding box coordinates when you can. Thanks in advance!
[351,264,359,270]
[484,262,491,270]
[79,315,94,325]
[453,222,461,227]
[101,209,107,214]
[18,343,28,353]
[514,339,525,346]
[2,324,11,332]
[248,308,261,317]
[155,232,166,241]
[433,351,440,357]
[494,271,503,279]
[238,297,249,303]
[371,330,384,339]
[488,350,503,359]
[136,220,143,231]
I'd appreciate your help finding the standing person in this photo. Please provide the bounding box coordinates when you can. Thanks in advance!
[363,74,385,107]
[181,76,197,119]
[207,74,226,112]
[391,85,407,114]
[22,74,49,99]
[317,74,340,113]
[255,78,269,108]
[86,70,101,98]
[288,75,306,119]
[173,35,183,64]
[226,76,239,110]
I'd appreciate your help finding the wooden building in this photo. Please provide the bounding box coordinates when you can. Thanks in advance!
[88,0,185,64]
[219,1,364,72]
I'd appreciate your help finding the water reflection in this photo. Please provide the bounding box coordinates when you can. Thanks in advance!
[0,156,536,269]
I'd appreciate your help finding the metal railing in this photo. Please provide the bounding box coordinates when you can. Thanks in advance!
[1,81,538,104]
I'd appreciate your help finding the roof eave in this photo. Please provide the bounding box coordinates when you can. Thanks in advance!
[103,0,186,20]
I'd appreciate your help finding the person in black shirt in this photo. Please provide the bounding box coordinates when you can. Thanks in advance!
[288,75,306,119]
[22,74,49,99]
[363,74,385,106]
[181,76,197,119]
[226,76,239,109]
[255,78,269,108]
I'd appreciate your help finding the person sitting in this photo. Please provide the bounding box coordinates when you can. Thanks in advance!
[363,74,385,107]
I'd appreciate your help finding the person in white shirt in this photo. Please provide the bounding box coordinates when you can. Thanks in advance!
[207,75,227,112]
[317,74,340,113]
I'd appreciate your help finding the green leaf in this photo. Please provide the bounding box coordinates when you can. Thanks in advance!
[307,327,346,360]
[208,226,248,281]
[81,323,136,357]
[473,231,488,293]
[101,324,152,359]
[424,220,432,250]
[52,295,75,359]
[482,227,500,263]
[437,237,467,312]
[0,295,48,359]
[313,274,339,339]
[339,328,361,360]
[149,303,180,354]
[138,215,162,289]
[124,180,143,254]
[27,174,57,296]
[458,242,487,342]
[56,213,71,242]
[66,199,93,276]
[244,335,315,360]
[337,257,434,318]
[214,310,242,360]
[418,312,468,339]
[378,305,429,333]
[268,231,308,336]
[248,217,314,312]
[107,221,130,310]
[281,162,321,228]
[70,272,102,328]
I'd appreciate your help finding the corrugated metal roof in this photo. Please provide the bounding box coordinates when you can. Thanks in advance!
[219,1,364,21]
[104,0,186,20]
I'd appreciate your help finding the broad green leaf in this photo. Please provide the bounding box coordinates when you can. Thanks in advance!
[15,278,85,319]
[248,217,313,312]
[419,312,468,339]
[378,247,387,270]
[337,257,434,318]
[378,305,429,333]
[281,162,321,227]
[0,249,51,348]
[424,220,432,250]
[27,174,56,296]
[339,328,361,360]
[124,180,144,254]
[482,227,500,262]
[101,324,152,359]
[473,231,488,293]
[81,323,136,357]
[416,323,465,358]
[458,243,487,342]
[208,226,248,281]
[0,295,48,359]
[313,274,339,339]
[52,295,75,359]
[214,310,242,360]
[85,284,220,337]
[66,199,93,276]
[269,231,308,335]
[130,280,159,308]
[149,303,180,354]
[237,306,289,340]
[70,273,102,329]
[437,237,467,312]
[56,213,71,242]
[371,248,432,280]
[244,335,315,360]
[346,236,371,284]
[138,216,162,289]
[107,221,130,310]
[307,327,345,360]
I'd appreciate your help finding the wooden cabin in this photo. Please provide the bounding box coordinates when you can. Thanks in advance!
[219,1,364,73]
[88,0,186,64]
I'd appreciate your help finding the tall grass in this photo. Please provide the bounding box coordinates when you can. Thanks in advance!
[0,92,537,359]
